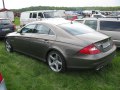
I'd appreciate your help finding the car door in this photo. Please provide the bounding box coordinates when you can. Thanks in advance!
[12,24,36,53]
[27,24,56,60]
[98,20,120,46]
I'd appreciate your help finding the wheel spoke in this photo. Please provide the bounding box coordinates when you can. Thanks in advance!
[57,60,62,65]
[49,62,55,66]
[55,63,59,71]
[55,54,59,60]
[50,55,55,61]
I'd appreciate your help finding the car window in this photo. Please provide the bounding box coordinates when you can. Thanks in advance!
[29,13,32,18]
[21,24,36,33]
[32,13,37,18]
[0,19,11,24]
[84,20,97,30]
[43,12,54,18]
[38,13,44,18]
[59,23,95,36]
[100,21,120,31]
[35,24,50,34]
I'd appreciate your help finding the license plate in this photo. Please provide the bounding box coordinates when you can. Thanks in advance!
[2,28,10,31]
[102,41,110,48]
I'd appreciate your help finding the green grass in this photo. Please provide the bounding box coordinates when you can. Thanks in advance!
[0,40,120,90]
[14,17,20,26]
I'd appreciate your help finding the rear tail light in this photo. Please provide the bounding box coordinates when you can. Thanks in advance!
[0,73,3,83]
[79,44,101,55]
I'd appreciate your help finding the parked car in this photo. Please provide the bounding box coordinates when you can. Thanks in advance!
[81,18,120,47]
[5,19,116,72]
[65,15,78,21]
[0,9,14,22]
[91,14,106,18]
[0,18,16,38]
[74,19,84,23]
[20,10,64,26]
[0,73,7,90]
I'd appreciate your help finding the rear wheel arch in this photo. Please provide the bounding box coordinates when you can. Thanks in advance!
[46,48,66,61]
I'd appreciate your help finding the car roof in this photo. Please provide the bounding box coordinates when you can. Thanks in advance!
[82,18,120,21]
[22,10,55,13]
[30,18,71,25]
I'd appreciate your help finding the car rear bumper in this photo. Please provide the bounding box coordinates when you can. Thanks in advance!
[0,80,7,90]
[66,45,116,69]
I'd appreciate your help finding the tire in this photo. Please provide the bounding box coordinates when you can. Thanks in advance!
[47,51,66,72]
[5,40,13,52]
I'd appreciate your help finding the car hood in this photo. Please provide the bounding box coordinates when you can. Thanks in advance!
[75,32,109,46]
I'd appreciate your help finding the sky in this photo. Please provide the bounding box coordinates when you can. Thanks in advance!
[0,0,120,9]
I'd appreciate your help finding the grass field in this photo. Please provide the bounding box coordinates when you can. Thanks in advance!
[14,17,20,26]
[0,40,120,90]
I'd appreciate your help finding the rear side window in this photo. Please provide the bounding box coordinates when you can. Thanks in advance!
[35,24,55,35]
[59,23,95,35]
[0,19,11,24]
[84,20,97,30]
[36,25,50,34]
[100,21,120,31]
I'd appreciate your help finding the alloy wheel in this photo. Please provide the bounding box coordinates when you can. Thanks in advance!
[5,40,12,52]
[48,52,63,72]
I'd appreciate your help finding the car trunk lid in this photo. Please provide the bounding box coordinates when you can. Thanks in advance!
[75,32,113,52]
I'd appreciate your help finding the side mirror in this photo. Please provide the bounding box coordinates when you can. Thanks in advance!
[17,29,24,35]
[17,29,21,33]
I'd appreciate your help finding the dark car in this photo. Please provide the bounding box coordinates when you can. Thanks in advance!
[81,18,120,47]
[5,19,116,72]
[0,18,16,38]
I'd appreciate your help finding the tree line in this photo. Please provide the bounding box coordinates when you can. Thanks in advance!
[12,6,120,13]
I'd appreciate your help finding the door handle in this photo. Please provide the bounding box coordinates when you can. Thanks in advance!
[43,39,49,43]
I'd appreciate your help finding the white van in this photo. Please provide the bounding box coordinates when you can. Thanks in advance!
[20,10,65,26]
[0,11,14,22]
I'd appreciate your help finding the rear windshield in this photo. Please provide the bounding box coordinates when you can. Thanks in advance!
[58,23,95,35]
[100,21,120,31]
[0,19,11,24]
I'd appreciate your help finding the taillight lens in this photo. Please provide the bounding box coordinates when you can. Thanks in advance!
[79,44,101,55]
[0,73,3,83]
